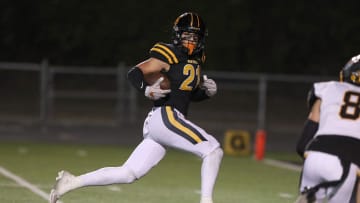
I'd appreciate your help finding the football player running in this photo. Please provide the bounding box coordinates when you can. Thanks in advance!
[49,12,223,203]
[295,54,360,203]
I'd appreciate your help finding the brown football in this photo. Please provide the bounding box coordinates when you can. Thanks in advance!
[144,72,171,90]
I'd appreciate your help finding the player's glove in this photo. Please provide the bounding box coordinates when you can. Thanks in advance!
[201,75,217,97]
[145,77,171,100]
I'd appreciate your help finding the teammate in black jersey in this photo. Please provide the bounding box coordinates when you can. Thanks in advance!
[50,12,223,203]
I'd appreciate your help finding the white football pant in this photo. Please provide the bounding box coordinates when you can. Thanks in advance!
[300,151,358,203]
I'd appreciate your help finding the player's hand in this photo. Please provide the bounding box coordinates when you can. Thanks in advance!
[201,75,217,97]
[145,77,171,100]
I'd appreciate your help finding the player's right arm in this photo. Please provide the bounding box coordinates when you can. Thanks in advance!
[136,57,170,75]
[296,87,321,158]
[127,57,170,100]
[127,42,172,92]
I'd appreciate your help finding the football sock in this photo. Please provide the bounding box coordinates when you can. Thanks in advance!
[201,148,223,200]
[78,166,136,187]
[200,197,213,203]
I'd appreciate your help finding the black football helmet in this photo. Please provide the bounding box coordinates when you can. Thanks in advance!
[172,12,207,55]
[340,54,360,86]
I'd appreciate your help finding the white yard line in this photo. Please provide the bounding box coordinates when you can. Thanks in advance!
[263,158,302,172]
[263,159,302,200]
[0,182,52,188]
[0,165,59,202]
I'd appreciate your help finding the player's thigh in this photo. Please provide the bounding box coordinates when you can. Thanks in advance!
[300,152,343,198]
[123,138,166,179]
[300,151,357,202]
[301,151,344,182]
[162,129,219,158]
[148,107,220,158]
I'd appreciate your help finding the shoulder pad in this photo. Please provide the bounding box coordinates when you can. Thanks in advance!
[149,43,179,64]
[307,86,318,110]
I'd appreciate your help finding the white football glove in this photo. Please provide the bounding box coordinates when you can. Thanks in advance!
[145,77,171,100]
[201,75,217,97]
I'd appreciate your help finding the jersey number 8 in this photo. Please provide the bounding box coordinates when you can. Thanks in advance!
[340,91,360,120]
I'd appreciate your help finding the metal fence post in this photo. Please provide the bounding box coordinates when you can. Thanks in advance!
[257,75,267,130]
[128,77,137,123]
[116,62,126,124]
[116,62,137,124]
[39,59,49,131]
[254,75,268,160]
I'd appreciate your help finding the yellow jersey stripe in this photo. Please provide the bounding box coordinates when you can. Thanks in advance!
[154,44,179,63]
[165,106,202,143]
[150,47,174,64]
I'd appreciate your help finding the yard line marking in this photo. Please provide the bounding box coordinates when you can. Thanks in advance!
[263,158,302,172]
[0,182,52,188]
[0,182,23,188]
[0,166,62,202]
[107,185,122,192]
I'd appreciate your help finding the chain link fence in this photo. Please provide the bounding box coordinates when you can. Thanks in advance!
[0,61,335,152]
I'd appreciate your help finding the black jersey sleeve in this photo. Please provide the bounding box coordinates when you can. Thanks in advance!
[190,88,209,102]
[149,43,179,65]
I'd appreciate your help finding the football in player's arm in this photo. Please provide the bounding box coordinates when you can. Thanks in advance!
[49,12,223,203]
[295,54,360,203]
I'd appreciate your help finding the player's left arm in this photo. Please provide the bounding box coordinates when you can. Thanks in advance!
[190,88,209,101]
[191,75,217,101]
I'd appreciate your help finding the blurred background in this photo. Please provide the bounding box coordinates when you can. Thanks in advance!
[1,0,359,153]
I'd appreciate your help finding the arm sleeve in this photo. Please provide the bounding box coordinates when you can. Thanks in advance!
[296,119,319,158]
[127,67,148,92]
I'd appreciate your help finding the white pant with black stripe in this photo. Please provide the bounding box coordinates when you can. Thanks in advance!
[299,151,358,203]
[123,106,221,179]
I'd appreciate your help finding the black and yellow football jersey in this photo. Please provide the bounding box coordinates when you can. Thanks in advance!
[149,42,208,116]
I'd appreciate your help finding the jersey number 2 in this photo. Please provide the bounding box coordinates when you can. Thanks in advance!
[340,91,360,120]
[179,64,200,91]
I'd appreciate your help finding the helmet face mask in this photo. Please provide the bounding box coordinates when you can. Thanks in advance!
[340,54,360,86]
[180,32,199,55]
[172,12,207,55]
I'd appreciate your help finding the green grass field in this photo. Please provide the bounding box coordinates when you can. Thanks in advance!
[0,141,302,203]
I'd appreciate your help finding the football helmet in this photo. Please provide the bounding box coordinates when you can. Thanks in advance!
[172,12,207,55]
[340,54,360,86]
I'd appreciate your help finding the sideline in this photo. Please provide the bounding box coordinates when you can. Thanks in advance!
[0,165,62,203]
[263,158,302,172]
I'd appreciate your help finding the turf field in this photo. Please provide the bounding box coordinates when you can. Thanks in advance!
[0,141,302,203]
